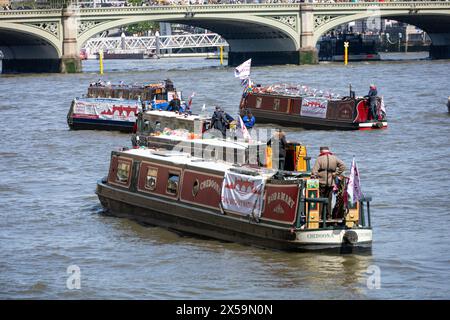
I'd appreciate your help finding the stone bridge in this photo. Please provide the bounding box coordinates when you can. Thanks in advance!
[0,2,449,73]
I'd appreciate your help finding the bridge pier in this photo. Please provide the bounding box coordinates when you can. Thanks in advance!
[429,33,450,60]
[299,5,318,65]
[430,45,450,59]
[60,57,82,73]
[299,48,318,65]
[61,6,82,73]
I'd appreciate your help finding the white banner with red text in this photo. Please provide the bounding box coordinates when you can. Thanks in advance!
[300,97,328,119]
[72,98,140,122]
[221,171,265,218]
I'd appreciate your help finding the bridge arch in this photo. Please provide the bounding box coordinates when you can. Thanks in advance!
[313,11,450,58]
[0,22,62,73]
[77,14,300,66]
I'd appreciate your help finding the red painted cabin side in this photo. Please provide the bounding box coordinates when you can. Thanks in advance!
[106,153,304,226]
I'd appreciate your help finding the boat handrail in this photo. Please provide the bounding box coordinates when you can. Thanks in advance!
[304,197,329,229]
[303,195,372,229]
[359,195,372,227]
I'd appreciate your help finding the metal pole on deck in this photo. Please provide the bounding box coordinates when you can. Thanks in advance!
[220,46,224,66]
[99,49,104,75]
[344,41,349,66]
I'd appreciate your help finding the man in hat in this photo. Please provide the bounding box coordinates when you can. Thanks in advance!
[311,147,346,219]
[365,84,378,121]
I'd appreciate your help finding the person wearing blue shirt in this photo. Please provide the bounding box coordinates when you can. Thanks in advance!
[242,110,256,129]
[168,93,181,112]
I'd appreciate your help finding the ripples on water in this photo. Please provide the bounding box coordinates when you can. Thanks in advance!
[0,56,449,299]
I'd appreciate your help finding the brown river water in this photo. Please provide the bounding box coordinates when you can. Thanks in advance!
[0,53,449,299]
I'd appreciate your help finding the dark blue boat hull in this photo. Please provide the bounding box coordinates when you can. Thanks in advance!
[68,117,135,133]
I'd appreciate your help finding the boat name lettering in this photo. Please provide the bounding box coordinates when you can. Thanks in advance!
[267,192,295,209]
[306,233,336,239]
[199,179,221,195]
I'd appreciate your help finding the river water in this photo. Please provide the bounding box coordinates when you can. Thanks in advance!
[0,54,449,299]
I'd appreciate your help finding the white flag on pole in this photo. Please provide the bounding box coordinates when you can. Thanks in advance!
[234,59,252,79]
[238,115,252,142]
[380,96,386,115]
[347,157,363,204]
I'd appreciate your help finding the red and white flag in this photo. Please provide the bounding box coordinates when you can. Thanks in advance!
[187,92,195,108]
[347,157,363,204]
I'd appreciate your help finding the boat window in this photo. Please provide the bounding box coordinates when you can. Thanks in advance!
[116,161,130,183]
[145,167,158,191]
[192,179,200,197]
[273,99,280,111]
[167,173,180,196]
[256,97,262,108]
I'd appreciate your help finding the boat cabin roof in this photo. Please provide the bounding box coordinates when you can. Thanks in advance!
[76,97,141,105]
[120,148,274,178]
[124,148,233,172]
[148,134,265,150]
[143,110,210,121]
[252,85,343,101]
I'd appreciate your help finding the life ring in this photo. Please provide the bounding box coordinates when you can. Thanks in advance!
[372,122,384,129]
[343,230,358,245]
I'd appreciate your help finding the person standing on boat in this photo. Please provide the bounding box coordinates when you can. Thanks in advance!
[242,110,256,129]
[267,129,288,171]
[365,84,378,121]
[311,147,346,219]
[211,106,228,138]
[168,93,181,112]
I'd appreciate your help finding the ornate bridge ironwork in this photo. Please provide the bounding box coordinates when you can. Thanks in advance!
[83,33,229,54]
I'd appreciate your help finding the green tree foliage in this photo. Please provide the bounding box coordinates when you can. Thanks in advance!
[125,21,158,36]
[127,0,144,6]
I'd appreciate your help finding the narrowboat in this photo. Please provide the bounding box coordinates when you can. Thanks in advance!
[240,84,387,130]
[67,79,181,132]
[96,139,373,252]
[67,97,141,132]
